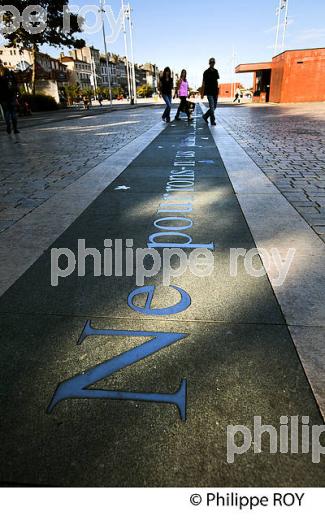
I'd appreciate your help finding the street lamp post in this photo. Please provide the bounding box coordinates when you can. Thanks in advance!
[281,0,289,52]
[121,0,132,103]
[274,0,289,55]
[127,3,137,104]
[274,0,282,55]
[90,57,97,98]
[100,0,113,106]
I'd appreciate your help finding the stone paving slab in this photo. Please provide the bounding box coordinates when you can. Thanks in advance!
[0,110,323,487]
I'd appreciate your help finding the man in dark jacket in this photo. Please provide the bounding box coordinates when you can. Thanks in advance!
[0,66,19,134]
[201,58,220,126]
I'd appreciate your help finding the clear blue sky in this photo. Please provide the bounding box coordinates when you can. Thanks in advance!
[48,0,325,88]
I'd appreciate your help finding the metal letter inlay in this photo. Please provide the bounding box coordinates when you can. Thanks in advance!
[48,321,188,420]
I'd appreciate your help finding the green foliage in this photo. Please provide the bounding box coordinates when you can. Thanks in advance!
[3,2,85,93]
[3,1,85,50]
[137,84,153,98]
[111,86,124,99]
[95,86,110,99]
[20,93,58,111]
[64,83,80,104]
[80,87,93,98]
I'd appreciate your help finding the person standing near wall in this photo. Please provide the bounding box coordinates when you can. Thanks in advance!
[201,58,220,126]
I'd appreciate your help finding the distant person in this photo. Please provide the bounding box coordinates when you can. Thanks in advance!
[0,66,19,134]
[174,69,191,122]
[158,67,173,123]
[83,95,90,110]
[201,58,220,126]
[233,88,241,103]
[98,93,103,107]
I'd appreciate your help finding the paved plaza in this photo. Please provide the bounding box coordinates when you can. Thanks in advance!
[218,103,325,241]
[0,102,324,486]
[0,105,160,233]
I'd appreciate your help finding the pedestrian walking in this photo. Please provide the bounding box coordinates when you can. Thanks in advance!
[201,58,220,126]
[0,66,19,134]
[83,94,90,110]
[158,67,173,123]
[174,69,191,122]
[233,88,241,103]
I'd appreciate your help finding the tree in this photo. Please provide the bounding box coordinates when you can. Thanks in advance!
[112,86,124,99]
[2,1,85,94]
[64,83,80,105]
[137,84,153,98]
[81,86,93,99]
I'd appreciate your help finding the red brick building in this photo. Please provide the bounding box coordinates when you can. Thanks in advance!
[236,47,325,103]
[218,82,242,98]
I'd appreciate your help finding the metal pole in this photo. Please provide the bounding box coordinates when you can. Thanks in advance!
[281,0,289,52]
[127,4,137,104]
[121,0,132,103]
[91,58,97,98]
[100,0,113,105]
[274,0,282,55]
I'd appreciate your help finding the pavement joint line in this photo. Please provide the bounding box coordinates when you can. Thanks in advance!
[0,119,166,299]
[0,310,287,327]
[200,102,325,420]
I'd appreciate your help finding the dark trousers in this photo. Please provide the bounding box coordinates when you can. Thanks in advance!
[162,94,172,121]
[204,95,218,124]
[1,100,18,131]
[176,96,190,119]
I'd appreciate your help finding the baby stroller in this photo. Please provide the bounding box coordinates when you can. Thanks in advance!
[17,96,32,116]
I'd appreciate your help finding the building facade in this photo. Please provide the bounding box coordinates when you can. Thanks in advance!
[100,54,128,91]
[139,63,159,91]
[236,47,325,103]
[60,55,92,90]
[0,44,163,99]
[0,46,31,70]
[0,45,68,102]
[100,54,150,94]
[70,46,102,88]
[218,83,242,98]
[100,57,117,88]
[0,46,67,80]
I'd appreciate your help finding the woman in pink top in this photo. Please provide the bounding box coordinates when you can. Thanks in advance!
[174,69,191,121]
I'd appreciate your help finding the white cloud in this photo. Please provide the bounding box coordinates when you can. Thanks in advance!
[297,27,325,42]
